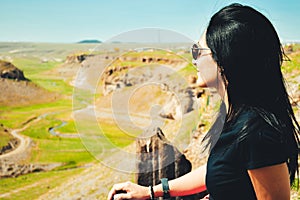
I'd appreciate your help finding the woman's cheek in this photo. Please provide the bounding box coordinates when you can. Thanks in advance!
[196,61,218,88]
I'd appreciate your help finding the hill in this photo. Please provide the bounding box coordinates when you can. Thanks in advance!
[0,60,58,106]
[0,60,28,81]
[77,39,101,44]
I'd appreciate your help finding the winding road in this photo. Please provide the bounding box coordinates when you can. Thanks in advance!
[0,115,44,162]
[0,127,31,160]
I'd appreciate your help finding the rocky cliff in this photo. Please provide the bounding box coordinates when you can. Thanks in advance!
[0,60,28,81]
[97,53,196,120]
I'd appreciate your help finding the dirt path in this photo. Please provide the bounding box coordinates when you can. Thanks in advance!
[0,112,56,162]
[0,119,37,162]
[0,128,30,160]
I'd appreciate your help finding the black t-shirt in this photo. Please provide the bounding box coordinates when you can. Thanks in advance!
[206,107,288,200]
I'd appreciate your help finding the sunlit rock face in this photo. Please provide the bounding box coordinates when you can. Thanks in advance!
[0,60,28,81]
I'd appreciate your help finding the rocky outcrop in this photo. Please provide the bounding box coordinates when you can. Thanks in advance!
[136,127,192,184]
[120,56,184,65]
[98,54,197,119]
[0,162,61,178]
[0,60,28,81]
[102,68,196,119]
[65,53,94,64]
[0,61,57,106]
[136,127,207,200]
[101,54,186,96]
[0,139,19,155]
[159,88,194,120]
[158,76,207,120]
[0,124,18,155]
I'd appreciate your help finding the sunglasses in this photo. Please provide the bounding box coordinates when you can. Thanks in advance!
[191,43,210,60]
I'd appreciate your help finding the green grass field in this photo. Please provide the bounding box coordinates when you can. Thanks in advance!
[0,52,99,198]
[0,168,84,200]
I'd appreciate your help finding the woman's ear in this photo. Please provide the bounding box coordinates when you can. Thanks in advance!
[218,65,228,87]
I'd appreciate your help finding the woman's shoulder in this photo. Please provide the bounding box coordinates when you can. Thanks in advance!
[234,106,289,169]
[234,105,282,128]
[234,105,285,144]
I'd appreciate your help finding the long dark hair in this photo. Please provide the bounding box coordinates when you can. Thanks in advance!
[205,3,299,184]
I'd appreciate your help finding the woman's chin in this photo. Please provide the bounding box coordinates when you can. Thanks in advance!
[196,81,208,88]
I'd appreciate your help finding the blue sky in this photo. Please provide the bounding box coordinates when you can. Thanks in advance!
[0,0,299,43]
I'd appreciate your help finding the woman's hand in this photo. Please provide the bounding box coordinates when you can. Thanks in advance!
[107,181,150,200]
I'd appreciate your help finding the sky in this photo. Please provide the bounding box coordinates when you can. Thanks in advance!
[0,0,300,43]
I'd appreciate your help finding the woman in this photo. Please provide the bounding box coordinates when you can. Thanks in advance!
[107,3,299,200]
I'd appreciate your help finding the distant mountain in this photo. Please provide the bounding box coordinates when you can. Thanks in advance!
[77,40,102,44]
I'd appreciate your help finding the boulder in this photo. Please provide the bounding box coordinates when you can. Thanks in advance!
[136,127,207,199]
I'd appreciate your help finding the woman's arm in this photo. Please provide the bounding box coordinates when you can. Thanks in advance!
[247,163,290,200]
[153,164,207,197]
[107,164,207,200]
